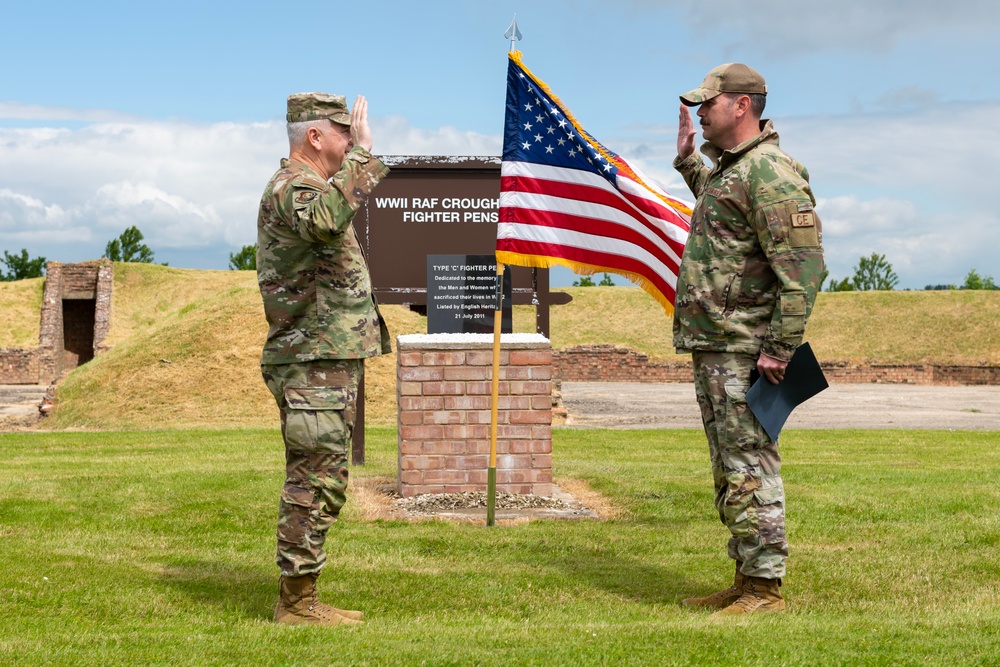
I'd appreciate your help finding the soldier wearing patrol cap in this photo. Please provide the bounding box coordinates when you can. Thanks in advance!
[672,64,824,616]
[257,92,391,626]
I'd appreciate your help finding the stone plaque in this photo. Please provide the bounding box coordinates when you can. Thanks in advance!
[427,254,512,334]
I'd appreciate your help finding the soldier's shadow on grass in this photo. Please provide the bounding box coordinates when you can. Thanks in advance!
[154,553,701,621]
[509,542,700,607]
[157,560,278,622]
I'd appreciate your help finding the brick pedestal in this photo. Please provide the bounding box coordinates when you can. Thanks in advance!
[396,333,553,498]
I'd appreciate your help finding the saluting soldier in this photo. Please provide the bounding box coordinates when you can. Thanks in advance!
[672,64,825,615]
[257,92,391,626]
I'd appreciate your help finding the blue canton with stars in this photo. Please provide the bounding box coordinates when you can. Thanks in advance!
[504,56,619,185]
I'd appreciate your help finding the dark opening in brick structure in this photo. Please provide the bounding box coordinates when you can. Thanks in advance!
[0,259,112,385]
[62,298,97,368]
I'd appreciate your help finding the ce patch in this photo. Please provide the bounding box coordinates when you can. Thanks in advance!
[791,211,816,228]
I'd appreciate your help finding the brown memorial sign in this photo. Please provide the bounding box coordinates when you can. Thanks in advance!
[354,155,571,337]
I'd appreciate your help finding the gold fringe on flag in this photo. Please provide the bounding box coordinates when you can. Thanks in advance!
[496,249,676,315]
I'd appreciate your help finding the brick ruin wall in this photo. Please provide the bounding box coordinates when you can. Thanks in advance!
[0,260,113,385]
[0,348,40,384]
[552,344,1000,386]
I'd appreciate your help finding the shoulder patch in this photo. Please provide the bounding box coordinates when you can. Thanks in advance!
[294,190,318,204]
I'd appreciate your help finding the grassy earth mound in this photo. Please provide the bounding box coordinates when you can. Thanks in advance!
[2,263,998,429]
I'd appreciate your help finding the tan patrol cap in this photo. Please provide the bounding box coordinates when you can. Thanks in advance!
[680,63,767,106]
[286,92,351,125]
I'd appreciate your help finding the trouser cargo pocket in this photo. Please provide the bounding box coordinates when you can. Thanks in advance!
[282,386,350,457]
[277,484,314,548]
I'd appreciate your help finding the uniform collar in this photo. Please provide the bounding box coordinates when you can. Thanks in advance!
[700,119,779,169]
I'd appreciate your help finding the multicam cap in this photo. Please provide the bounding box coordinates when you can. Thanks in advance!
[286,92,351,125]
[679,63,767,106]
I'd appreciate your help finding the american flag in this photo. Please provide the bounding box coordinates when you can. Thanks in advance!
[498,51,692,313]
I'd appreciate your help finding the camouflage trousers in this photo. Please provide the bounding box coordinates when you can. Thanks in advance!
[261,359,362,577]
[692,351,788,579]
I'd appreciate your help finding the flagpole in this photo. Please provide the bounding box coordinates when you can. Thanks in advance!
[486,259,504,527]
[490,15,520,528]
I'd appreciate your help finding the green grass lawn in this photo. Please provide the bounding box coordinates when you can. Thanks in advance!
[2,427,999,666]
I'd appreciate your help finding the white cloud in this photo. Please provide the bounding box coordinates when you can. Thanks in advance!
[0,189,84,246]
[372,116,501,156]
[817,196,919,238]
[0,98,995,285]
[821,208,1000,288]
[0,115,500,267]
[85,181,222,247]
[778,103,999,200]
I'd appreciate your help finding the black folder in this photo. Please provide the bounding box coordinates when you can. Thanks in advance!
[746,342,828,441]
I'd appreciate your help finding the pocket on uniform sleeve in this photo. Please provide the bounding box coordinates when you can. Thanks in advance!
[780,292,806,339]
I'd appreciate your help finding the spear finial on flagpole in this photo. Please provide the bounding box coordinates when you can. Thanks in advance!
[504,14,522,52]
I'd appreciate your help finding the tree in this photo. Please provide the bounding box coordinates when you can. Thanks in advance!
[851,253,898,291]
[0,249,46,281]
[827,276,854,292]
[960,269,998,290]
[573,273,614,287]
[229,244,257,271]
[104,226,155,263]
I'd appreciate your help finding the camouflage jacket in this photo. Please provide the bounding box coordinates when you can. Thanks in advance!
[672,120,824,362]
[257,147,391,364]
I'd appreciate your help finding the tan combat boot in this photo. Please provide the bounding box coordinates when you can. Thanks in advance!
[712,575,785,616]
[682,561,746,609]
[274,573,364,626]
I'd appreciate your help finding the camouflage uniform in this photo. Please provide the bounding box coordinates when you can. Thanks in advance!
[258,129,390,577]
[673,120,824,579]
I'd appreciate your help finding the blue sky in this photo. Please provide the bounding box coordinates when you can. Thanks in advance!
[1,0,998,289]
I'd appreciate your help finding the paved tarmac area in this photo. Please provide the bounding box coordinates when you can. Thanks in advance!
[560,382,1000,430]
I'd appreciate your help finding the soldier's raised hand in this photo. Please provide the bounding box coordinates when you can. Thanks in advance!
[350,95,373,153]
[677,103,697,160]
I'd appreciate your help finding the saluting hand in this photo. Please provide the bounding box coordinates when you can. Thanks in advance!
[677,103,697,160]
[350,95,374,153]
